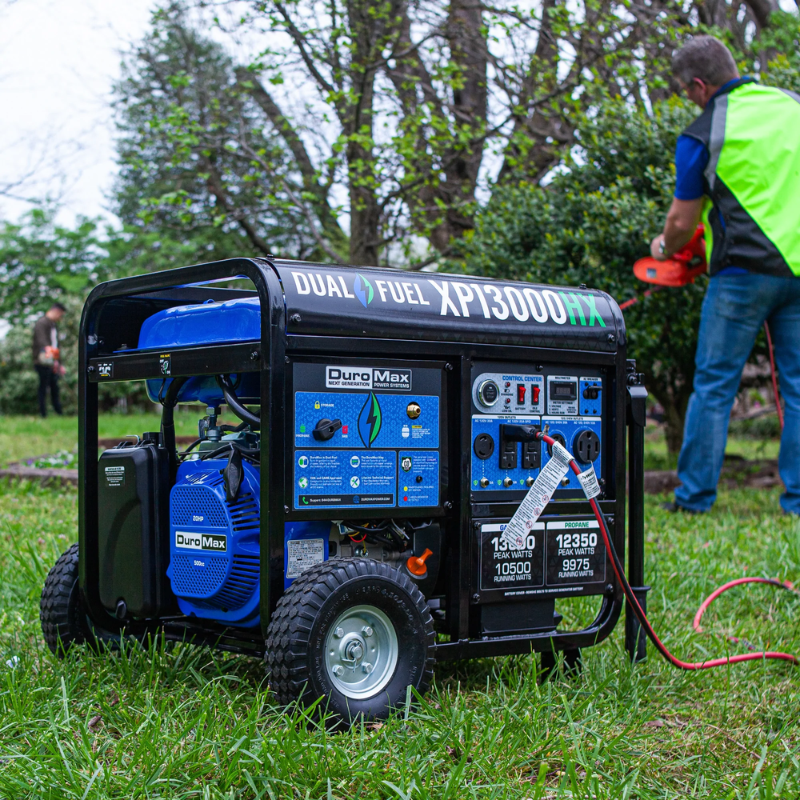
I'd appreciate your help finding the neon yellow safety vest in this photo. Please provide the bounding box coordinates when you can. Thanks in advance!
[682,78,800,277]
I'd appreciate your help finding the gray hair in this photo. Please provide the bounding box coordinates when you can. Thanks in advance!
[672,35,739,87]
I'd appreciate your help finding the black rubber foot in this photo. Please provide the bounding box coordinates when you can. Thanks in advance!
[539,648,582,681]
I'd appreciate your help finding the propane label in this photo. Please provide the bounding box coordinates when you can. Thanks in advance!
[479,523,544,593]
[286,538,325,579]
[545,520,605,585]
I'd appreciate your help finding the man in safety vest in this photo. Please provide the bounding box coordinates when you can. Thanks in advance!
[651,35,800,515]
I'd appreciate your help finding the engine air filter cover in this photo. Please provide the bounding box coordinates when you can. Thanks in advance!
[167,458,261,626]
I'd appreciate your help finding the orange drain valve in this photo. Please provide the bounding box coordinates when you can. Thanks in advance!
[406,548,433,578]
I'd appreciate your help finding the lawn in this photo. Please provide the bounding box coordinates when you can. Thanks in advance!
[0,416,799,798]
[1,411,211,467]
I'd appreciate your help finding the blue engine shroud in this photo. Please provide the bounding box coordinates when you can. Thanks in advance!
[168,458,261,627]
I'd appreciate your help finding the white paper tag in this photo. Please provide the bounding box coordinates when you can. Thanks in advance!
[576,464,601,498]
[501,443,574,549]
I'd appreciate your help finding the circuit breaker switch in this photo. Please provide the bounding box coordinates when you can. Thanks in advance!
[503,477,514,487]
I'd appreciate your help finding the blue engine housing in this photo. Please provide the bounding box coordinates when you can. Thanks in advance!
[167,458,261,627]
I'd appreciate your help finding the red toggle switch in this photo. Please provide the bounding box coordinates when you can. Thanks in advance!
[517,384,526,404]
[532,386,541,404]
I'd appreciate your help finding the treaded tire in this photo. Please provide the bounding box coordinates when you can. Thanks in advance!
[266,558,435,726]
[40,543,88,656]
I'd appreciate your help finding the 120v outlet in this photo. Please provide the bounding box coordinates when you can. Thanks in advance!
[473,433,495,460]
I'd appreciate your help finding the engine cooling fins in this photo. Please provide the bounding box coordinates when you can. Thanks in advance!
[223,447,244,503]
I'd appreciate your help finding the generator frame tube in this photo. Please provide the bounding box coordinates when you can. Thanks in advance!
[63,256,637,691]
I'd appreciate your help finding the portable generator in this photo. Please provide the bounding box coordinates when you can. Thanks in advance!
[40,258,649,724]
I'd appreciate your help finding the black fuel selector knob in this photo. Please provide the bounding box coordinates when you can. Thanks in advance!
[312,418,342,441]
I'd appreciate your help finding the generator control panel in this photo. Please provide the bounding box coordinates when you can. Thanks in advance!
[291,360,444,512]
[470,362,604,499]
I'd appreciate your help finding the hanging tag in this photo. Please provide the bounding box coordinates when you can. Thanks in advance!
[577,464,601,499]
[501,444,574,549]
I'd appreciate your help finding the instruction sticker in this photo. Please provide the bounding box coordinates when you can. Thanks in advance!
[501,441,573,549]
[576,464,601,498]
[286,538,325,578]
[104,465,125,488]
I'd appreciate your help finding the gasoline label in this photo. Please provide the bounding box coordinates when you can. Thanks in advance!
[480,522,544,593]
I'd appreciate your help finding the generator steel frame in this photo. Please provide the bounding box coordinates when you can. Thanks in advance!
[78,258,648,662]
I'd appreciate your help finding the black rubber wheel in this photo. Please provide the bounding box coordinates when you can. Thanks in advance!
[266,558,435,726]
[40,543,88,656]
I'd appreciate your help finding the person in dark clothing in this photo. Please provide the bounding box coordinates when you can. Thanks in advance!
[32,303,66,417]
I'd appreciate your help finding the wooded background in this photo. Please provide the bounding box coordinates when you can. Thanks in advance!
[1,0,798,451]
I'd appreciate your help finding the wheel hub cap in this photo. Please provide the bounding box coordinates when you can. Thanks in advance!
[324,605,398,699]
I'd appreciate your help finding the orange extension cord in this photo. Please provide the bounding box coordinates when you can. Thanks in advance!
[538,432,798,669]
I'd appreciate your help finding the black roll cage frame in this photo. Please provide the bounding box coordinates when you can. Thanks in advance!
[78,258,648,663]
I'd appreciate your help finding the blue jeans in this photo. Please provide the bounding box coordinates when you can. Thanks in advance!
[675,273,800,514]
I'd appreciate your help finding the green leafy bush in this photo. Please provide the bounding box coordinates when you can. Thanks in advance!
[451,98,703,453]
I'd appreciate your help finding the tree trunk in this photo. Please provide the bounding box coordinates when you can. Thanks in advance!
[344,0,385,265]
[662,401,685,460]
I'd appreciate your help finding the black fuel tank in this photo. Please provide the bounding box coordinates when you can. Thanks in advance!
[97,437,173,618]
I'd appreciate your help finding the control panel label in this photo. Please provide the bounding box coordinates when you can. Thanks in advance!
[398,451,439,506]
[545,520,605,585]
[479,523,545,593]
[295,450,396,509]
[295,392,439,449]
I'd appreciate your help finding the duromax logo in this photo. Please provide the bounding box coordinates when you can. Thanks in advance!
[354,274,374,307]
[358,392,382,447]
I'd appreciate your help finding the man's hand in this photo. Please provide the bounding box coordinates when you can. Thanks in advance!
[650,234,667,261]
[652,197,704,259]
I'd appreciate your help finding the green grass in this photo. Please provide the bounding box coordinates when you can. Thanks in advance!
[0,411,209,467]
[644,424,781,471]
[1,478,799,798]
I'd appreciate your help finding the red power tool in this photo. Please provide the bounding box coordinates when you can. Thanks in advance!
[633,224,707,288]
[620,225,707,312]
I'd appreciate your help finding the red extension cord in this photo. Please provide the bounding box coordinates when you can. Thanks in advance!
[538,432,798,669]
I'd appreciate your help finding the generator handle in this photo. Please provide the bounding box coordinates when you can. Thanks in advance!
[626,372,649,663]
